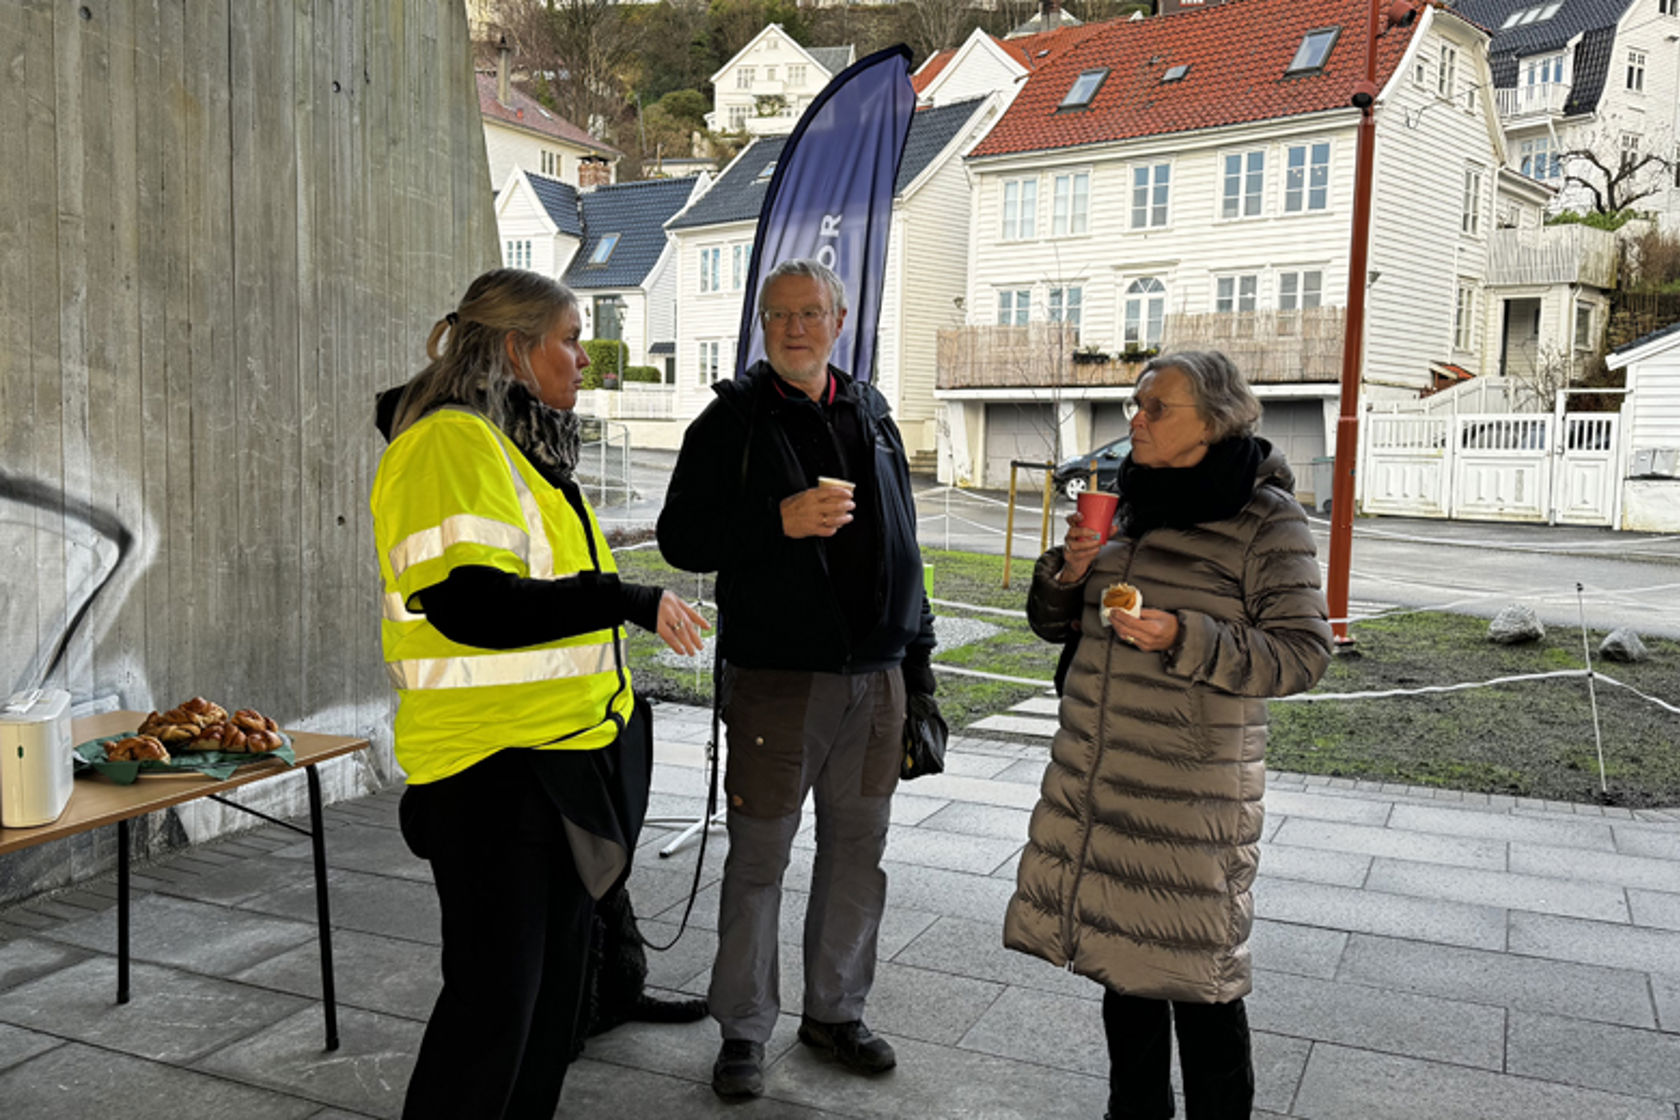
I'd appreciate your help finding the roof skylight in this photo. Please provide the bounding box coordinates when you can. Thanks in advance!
[588,233,619,265]
[1060,68,1110,109]
[1287,27,1341,74]
[1162,64,1189,82]
[1501,1,1563,27]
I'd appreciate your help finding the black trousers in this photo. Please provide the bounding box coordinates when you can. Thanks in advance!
[399,751,596,1120]
[1103,990,1254,1120]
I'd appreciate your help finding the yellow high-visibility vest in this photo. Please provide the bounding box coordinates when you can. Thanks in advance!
[370,407,633,784]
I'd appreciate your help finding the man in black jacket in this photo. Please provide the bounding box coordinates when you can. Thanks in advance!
[657,259,936,1100]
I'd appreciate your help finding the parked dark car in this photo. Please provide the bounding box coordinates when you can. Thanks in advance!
[1052,434,1133,498]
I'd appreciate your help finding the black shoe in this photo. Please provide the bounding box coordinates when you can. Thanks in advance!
[712,1038,766,1100]
[797,1015,897,1074]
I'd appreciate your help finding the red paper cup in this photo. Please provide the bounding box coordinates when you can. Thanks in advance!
[1076,490,1120,546]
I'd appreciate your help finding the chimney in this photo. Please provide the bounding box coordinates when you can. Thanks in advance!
[578,158,611,190]
[497,35,511,107]
[1040,0,1061,21]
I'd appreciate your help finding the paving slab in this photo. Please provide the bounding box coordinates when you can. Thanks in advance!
[0,1022,61,1075]
[915,801,1033,842]
[864,827,1022,876]
[636,916,722,995]
[1507,1009,1680,1102]
[1248,918,1350,981]
[564,1054,846,1117]
[1388,802,1616,851]
[238,868,441,946]
[932,751,1020,780]
[233,928,440,1023]
[1270,817,1507,870]
[268,823,430,884]
[953,983,1107,1077]
[1263,787,1394,826]
[1509,910,1680,975]
[0,956,310,1064]
[1612,825,1680,862]
[895,771,1041,811]
[1648,973,1680,1034]
[858,959,1005,1046]
[1335,931,1656,1028]
[889,914,1098,1001]
[1364,857,1631,922]
[0,1041,320,1120]
[1252,968,1506,1068]
[39,893,318,977]
[992,759,1048,786]
[576,1006,801,1087]
[1258,843,1372,888]
[1293,1041,1675,1120]
[1510,841,1680,894]
[194,1003,423,1119]
[1628,887,1680,931]
[151,847,322,907]
[969,714,1060,738]
[0,935,91,995]
[1256,877,1509,950]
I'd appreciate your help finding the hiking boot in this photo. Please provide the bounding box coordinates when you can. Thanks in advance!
[797,1015,897,1074]
[712,1038,766,1099]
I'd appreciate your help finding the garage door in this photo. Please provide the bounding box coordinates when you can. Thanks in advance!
[1255,400,1326,500]
[1092,403,1131,449]
[984,403,1057,489]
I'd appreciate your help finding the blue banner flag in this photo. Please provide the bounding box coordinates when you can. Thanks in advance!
[734,45,915,384]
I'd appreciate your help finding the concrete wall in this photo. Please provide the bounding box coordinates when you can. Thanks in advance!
[0,0,497,903]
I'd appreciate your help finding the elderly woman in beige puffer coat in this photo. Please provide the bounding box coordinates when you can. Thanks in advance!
[1005,351,1332,1120]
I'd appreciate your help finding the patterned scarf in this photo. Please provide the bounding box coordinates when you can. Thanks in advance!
[501,380,580,488]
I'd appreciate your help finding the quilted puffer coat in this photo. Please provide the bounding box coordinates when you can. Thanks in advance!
[1003,450,1332,1003]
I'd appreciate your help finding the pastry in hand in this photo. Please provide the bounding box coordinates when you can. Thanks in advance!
[106,734,170,763]
[1101,581,1143,626]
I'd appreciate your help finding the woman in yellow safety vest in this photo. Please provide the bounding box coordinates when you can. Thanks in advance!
[371,268,708,1119]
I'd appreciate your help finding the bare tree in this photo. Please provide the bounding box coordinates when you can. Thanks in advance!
[899,0,977,61]
[1560,131,1674,215]
[504,0,639,144]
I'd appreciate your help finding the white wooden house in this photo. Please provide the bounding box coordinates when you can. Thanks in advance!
[939,0,1516,497]
[1458,0,1680,228]
[1607,322,1680,529]
[478,49,619,191]
[663,97,1003,458]
[494,168,583,279]
[705,25,855,137]
[912,25,1078,108]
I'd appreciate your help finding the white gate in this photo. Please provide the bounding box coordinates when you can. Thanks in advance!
[1361,409,1620,526]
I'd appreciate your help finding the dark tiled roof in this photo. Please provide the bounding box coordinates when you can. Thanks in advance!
[648,341,675,355]
[970,0,1422,158]
[1612,317,1680,359]
[526,173,583,236]
[475,73,620,157]
[1451,0,1632,113]
[666,99,986,232]
[563,177,697,290]
[808,46,855,75]
[666,137,789,230]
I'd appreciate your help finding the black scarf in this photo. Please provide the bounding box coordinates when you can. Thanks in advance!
[1117,436,1266,538]
[501,380,581,488]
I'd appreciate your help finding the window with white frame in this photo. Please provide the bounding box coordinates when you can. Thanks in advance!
[737,67,754,89]
[788,63,807,85]
[1215,274,1259,314]
[1277,269,1323,333]
[1453,281,1477,351]
[541,150,559,176]
[697,340,721,385]
[996,288,1030,326]
[503,239,532,270]
[1663,0,1678,16]
[728,105,749,130]
[1052,171,1089,235]
[1462,166,1484,236]
[1131,163,1170,228]
[1575,301,1595,350]
[1221,150,1265,218]
[1519,136,1560,181]
[1438,44,1457,99]
[1413,54,1429,86]
[1621,131,1641,168]
[1284,142,1330,212]
[1124,278,1166,348]
[732,244,747,290]
[1049,286,1083,340]
[1628,49,1646,92]
[1002,178,1039,239]
[699,247,722,293]
[766,66,776,82]
[1524,53,1565,87]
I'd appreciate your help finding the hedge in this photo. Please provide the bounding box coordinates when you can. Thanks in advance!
[623,365,663,383]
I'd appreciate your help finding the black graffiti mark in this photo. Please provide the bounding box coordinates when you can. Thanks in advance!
[0,469,135,693]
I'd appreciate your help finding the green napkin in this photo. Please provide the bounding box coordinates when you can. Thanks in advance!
[74,732,296,785]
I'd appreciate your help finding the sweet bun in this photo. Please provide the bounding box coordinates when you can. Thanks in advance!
[106,734,171,763]
[1101,581,1142,625]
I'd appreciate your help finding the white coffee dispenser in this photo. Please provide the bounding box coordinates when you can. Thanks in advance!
[0,688,75,828]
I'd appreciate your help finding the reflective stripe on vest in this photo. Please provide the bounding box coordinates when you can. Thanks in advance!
[388,512,530,582]
[386,635,626,690]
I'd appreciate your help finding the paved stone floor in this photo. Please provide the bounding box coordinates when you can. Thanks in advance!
[5,698,1680,1118]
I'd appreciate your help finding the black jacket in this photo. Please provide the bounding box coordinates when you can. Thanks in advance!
[657,362,936,681]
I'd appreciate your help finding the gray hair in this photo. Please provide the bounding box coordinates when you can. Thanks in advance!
[756,258,848,318]
[392,268,579,438]
[1143,350,1262,441]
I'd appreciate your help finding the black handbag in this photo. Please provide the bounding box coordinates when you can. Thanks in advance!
[900,692,948,780]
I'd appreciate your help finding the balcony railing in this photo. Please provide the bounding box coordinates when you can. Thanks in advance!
[1485,225,1617,289]
[1496,83,1570,120]
[936,308,1345,391]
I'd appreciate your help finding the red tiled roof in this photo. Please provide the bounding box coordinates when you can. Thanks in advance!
[475,72,620,157]
[970,0,1428,158]
[912,49,956,93]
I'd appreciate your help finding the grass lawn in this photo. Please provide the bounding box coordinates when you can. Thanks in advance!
[611,539,1680,808]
